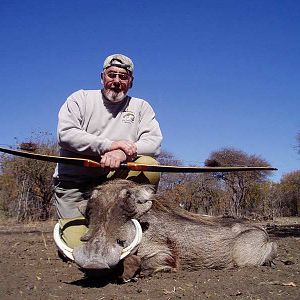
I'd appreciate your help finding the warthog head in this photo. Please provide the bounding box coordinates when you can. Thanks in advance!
[72,180,153,273]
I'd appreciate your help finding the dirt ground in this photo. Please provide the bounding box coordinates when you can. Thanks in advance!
[0,217,299,300]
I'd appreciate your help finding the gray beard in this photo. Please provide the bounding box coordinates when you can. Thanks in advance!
[103,90,127,103]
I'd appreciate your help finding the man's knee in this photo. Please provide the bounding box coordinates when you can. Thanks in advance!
[58,217,88,249]
[108,155,160,188]
[127,156,160,187]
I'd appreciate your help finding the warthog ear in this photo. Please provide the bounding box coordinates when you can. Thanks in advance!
[119,185,154,218]
[119,185,154,203]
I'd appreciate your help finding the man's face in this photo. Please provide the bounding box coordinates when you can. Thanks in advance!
[101,66,133,102]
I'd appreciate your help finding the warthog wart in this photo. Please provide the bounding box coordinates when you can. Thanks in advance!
[72,179,277,281]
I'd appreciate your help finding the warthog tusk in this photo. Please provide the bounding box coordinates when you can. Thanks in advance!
[120,219,143,260]
[53,219,142,262]
[53,223,74,260]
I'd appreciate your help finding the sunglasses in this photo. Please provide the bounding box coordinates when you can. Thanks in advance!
[106,72,130,81]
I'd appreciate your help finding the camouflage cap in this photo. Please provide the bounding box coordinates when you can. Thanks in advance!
[103,54,134,73]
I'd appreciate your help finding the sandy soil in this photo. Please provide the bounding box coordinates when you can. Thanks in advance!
[0,218,299,300]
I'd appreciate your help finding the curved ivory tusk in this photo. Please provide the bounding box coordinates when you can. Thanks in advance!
[120,219,143,260]
[53,223,74,260]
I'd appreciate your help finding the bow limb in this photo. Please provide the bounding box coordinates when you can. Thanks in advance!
[0,146,277,173]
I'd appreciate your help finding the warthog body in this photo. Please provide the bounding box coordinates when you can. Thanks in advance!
[73,180,276,279]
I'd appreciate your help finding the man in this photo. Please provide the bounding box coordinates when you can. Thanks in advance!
[53,54,162,249]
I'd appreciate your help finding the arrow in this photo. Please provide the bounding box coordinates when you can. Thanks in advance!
[0,146,278,173]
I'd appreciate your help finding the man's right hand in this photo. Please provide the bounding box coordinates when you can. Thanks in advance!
[100,149,127,169]
[111,140,137,157]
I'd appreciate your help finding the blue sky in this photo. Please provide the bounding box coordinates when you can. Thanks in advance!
[0,0,299,182]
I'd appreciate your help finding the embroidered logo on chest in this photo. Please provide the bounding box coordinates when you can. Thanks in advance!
[122,111,135,124]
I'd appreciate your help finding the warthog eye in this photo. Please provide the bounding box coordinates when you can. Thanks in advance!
[117,239,126,247]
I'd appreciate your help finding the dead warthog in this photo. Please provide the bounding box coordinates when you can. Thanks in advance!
[72,179,277,280]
